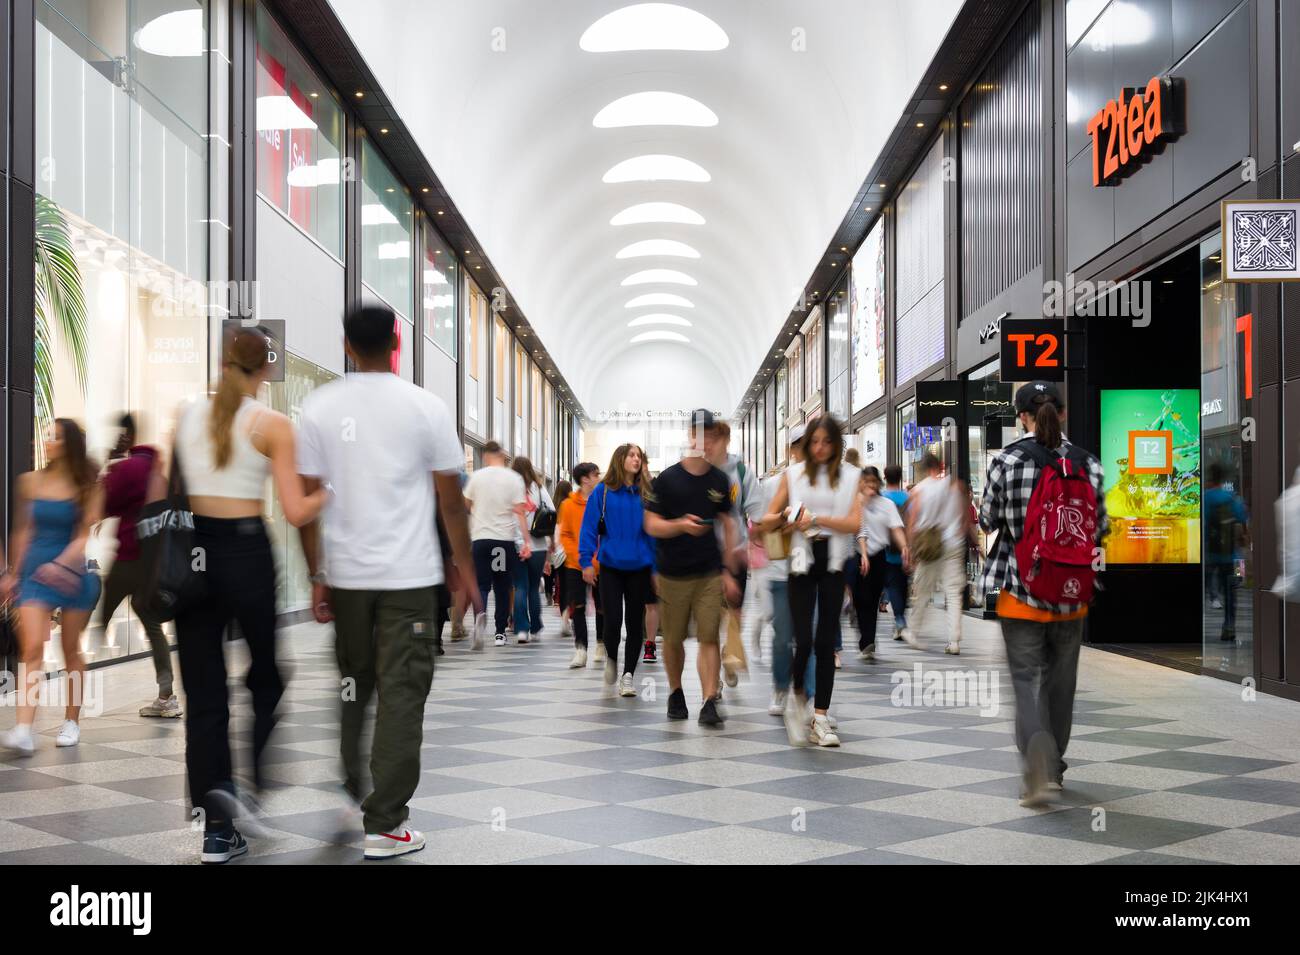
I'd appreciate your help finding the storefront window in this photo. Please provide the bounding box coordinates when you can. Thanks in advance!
[266,353,338,612]
[361,138,413,322]
[514,340,527,456]
[858,415,887,474]
[463,278,489,438]
[37,0,214,666]
[852,218,887,413]
[803,308,824,415]
[965,362,1020,607]
[827,283,850,424]
[423,223,457,357]
[255,4,344,257]
[897,400,943,486]
[786,336,803,418]
[1199,235,1253,678]
[531,363,543,463]
[775,363,788,466]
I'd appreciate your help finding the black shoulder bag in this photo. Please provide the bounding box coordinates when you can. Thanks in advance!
[530,485,558,538]
[137,445,206,622]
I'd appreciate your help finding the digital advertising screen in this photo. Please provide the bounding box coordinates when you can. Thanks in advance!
[1099,388,1201,564]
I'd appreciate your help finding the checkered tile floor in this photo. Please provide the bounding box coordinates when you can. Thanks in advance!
[4,599,1300,865]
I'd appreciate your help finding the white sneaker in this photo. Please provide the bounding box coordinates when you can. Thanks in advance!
[900,628,921,650]
[809,714,841,747]
[493,633,507,647]
[55,720,80,748]
[619,673,637,697]
[363,827,426,860]
[517,633,530,645]
[783,692,809,746]
[603,657,618,688]
[593,643,606,665]
[569,648,587,669]
[944,642,961,655]
[561,616,572,638]
[140,696,183,718]
[471,612,488,651]
[1,724,35,756]
[768,689,788,716]
[805,701,837,729]
[859,643,876,663]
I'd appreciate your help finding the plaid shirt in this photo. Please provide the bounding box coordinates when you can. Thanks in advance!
[978,436,1108,613]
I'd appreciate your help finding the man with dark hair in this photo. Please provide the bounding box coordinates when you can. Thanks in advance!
[464,440,531,647]
[100,412,178,718]
[559,462,602,667]
[297,302,480,859]
[645,409,739,726]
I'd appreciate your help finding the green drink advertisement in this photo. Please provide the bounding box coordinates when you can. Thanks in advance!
[1099,389,1201,564]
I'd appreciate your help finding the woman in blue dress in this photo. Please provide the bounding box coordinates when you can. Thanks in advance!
[1,418,102,754]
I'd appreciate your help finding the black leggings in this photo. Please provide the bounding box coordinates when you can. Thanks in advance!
[852,549,889,651]
[175,516,280,832]
[788,539,842,711]
[599,566,652,675]
[565,567,604,649]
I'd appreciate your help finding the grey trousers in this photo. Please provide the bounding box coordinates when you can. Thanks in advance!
[101,556,173,697]
[1000,614,1084,781]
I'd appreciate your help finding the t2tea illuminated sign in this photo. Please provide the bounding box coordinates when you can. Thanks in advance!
[1085,75,1184,187]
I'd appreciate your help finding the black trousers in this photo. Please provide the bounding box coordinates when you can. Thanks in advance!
[599,565,653,675]
[564,567,604,649]
[851,549,889,651]
[788,539,842,711]
[175,516,280,832]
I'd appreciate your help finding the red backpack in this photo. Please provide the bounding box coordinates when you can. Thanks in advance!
[1013,439,1099,606]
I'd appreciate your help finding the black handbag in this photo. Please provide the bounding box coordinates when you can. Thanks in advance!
[530,485,558,537]
[137,445,206,622]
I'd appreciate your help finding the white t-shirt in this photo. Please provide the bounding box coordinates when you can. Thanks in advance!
[464,466,527,542]
[516,482,555,550]
[911,474,966,548]
[297,372,463,590]
[857,494,904,555]
[787,461,862,567]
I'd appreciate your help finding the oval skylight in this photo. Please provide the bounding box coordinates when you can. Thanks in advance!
[616,239,700,260]
[628,314,693,328]
[610,202,705,226]
[134,9,204,57]
[625,293,695,309]
[580,4,729,52]
[621,269,697,287]
[603,154,711,183]
[593,92,718,128]
[631,330,691,344]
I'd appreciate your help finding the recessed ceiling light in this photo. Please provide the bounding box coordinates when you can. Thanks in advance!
[625,292,695,309]
[385,187,395,193]
[465,250,471,254]
[436,210,444,215]
[915,121,924,127]
[878,182,886,188]
[616,239,701,259]
[938,83,948,91]
[593,91,718,128]
[840,246,847,252]
[580,4,728,51]
[621,269,697,287]
[631,330,690,344]
[421,187,429,193]
[611,202,705,226]
[602,154,711,183]
[354,91,364,98]
[309,92,319,98]
[628,313,693,328]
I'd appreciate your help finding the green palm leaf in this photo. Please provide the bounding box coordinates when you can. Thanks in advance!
[33,194,89,463]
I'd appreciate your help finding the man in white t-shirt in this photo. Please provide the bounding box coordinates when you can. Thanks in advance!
[463,441,531,647]
[297,303,478,861]
[905,452,971,654]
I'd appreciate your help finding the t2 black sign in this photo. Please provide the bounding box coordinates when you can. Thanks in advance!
[1000,318,1065,382]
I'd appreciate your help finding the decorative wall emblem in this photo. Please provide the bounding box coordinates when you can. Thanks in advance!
[1221,201,1300,282]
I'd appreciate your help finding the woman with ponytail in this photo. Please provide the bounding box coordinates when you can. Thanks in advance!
[1,419,103,754]
[978,380,1106,809]
[172,325,327,864]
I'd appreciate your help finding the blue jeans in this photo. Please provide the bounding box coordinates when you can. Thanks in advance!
[512,550,548,635]
[885,562,908,629]
[473,539,520,635]
[769,578,815,697]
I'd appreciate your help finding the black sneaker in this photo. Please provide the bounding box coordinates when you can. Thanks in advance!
[201,827,248,864]
[667,688,688,720]
[698,697,724,727]
[1220,628,1236,642]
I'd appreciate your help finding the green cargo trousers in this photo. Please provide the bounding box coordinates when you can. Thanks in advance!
[331,586,438,835]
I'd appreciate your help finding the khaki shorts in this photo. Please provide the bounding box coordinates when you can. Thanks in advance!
[657,573,723,646]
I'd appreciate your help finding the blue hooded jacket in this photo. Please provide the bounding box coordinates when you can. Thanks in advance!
[579,482,656,571]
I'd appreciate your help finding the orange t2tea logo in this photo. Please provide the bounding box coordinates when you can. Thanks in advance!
[1085,76,1184,186]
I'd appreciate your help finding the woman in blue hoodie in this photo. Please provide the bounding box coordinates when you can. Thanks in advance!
[581,444,656,697]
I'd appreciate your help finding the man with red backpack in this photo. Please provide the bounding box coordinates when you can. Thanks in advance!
[979,381,1107,808]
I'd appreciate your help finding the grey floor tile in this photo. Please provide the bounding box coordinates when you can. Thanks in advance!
[0,769,77,794]
[730,748,894,773]
[736,773,926,806]
[1095,850,1227,865]
[508,846,684,864]
[1076,729,1225,750]
[0,842,144,865]
[528,771,709,803]
[14,801,193,841]
[1243,810,1300,837]
[745,805,971,849]
[990,807,1224,851]
[512,804,720,845]
[1168,776,1300,808]
[800,847,958,864]
[1114,750,1291,776]
[536,747,705,772]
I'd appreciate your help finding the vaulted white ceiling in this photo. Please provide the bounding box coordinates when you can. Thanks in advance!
[328,0,963,417]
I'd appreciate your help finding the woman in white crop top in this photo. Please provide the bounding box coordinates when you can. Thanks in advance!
[758,415,861,749]
[173,326,326,865]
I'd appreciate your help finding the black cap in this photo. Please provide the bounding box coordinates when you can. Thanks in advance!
[1014,380,1065,414]
[688,408,716,431]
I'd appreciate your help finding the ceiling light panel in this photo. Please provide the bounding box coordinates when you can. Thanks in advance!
[625,292,695,309]
[580,4,729,52]
[593,91,718,128]
[630,330,691,344]
[616,239,700,259]
[610,202,705,226]
[621,269,697,286]
[628,314,693,328]
[602,154,711,183]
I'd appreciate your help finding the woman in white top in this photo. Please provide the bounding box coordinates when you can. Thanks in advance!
[174,326,326,865]
[510,456,554,643]
[853,467,908,664]
[759,415,861,747]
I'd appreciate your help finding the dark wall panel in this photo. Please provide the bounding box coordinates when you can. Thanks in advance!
[960,3,1042,318]
[1284,0,1300,163]
[8,182,34,396]
[10,0,32,187]
[1172,5,1251,202]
